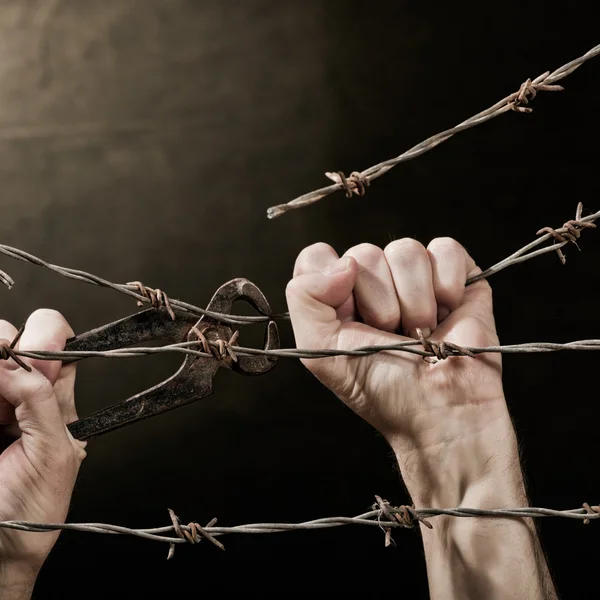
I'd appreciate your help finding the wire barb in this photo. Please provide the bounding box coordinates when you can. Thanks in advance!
[167,510,224,558]
[267,43,599,218]
[0,324,32,372]
[191,326,240,364]
[536,202,597,264]
[415,328,475,363]
[127,281,176,321]
[510,73,564,113]
[325,171,370,197]
[582,503,600,525]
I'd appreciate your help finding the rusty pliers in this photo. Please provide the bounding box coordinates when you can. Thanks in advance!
[64,278,279,441]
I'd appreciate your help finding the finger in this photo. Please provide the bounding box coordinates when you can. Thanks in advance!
[343,243,400,332]
[16,309,74,385]
[427,237,470,323]
[384,238,437,338]
[428,240,496,336]
[462,272,496,335]
[18,309,80,427]
[286,255,359,350]
[54,363,78,424]
[293,242,355,323]
[0,320,18,424]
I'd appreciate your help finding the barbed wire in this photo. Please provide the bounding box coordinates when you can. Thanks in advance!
[0,203,597,330]
[1,497,598,558]
[266,42,600,219]
[1,203,598,366]
[9,335,600,365]
[0,244,282,326]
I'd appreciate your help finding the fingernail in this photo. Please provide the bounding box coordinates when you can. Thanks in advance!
[437,306,450,322]
[322,257,351,275]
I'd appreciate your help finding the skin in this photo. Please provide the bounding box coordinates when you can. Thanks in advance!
[0,237,557,598]
[0,310,86,600]
[285,237,558,599]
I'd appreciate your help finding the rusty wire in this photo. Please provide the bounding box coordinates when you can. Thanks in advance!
[1,203,598,330]
[266,42,600,219]
[0,498,598,558]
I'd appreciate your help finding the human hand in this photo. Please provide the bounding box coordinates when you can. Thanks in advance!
[0,310,86,598]
[285,237,506,458]
[285,238,561,599]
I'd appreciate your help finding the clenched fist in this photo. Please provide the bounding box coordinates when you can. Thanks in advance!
[286,237,505,455]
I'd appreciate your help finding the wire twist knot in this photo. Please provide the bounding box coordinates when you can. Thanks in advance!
[374,495,432,546]
[127,281,176,320]
[536,202,597,264]
[167,509,224,558]
[325,171,370,197]
[415,328,475,363]
[582,502,600,525]
[511,72,564,113]
[191,326,239,364]
[0,325,31,372]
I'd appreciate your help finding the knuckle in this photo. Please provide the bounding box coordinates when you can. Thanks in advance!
[285,276,302,300]
[366,310,399,332]
[345,243,383,269]
[427,237,464,255]
[299,242,336,261]
[29,308,64,321]
[294,242,337,274]
[384,238,427,263]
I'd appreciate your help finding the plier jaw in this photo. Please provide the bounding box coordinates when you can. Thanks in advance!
[65,278,279,441]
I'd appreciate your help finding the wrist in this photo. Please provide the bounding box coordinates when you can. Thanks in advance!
[0,561,39,599]
[389,402,525,508]
[389,404,557,599]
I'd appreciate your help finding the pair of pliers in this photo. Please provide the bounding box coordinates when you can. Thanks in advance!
[63,278,279,441]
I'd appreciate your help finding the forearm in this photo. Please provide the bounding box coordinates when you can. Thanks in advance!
[390,406,557,600]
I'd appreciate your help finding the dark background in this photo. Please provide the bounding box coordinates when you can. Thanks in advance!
[1,0,599,597]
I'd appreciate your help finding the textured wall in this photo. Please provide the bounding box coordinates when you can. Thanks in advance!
[0,1,599,597]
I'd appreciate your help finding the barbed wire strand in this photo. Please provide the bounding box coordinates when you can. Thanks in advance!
[1,203,597,329]
[1,203,597,365]
[1,498,598,558]
[9,337,600,365]
[0,243,278,326]
[266,42,600,219]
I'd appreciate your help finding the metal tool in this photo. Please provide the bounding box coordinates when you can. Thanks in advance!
[64,278,279,441]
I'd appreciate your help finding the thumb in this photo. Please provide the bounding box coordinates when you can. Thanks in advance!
[286,256,358,349]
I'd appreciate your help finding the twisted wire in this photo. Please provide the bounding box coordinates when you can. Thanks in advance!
[0,498,597,558]
[1,203,598,329]
[266,42,600,219]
